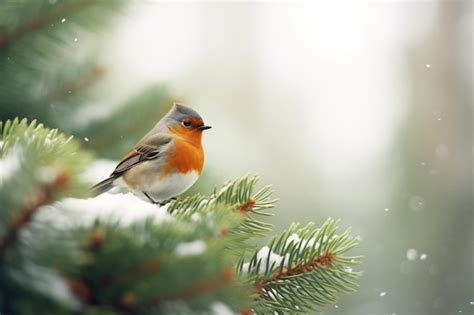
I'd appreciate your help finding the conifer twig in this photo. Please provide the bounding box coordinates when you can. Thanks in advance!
[0,172,68,260]
[253,251,336,295]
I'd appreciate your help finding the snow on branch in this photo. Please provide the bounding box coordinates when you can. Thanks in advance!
[36,192,172,228]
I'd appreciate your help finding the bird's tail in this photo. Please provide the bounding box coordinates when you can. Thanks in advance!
[89,176,116,195]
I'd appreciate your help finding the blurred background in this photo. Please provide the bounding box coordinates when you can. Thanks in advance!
[0,0,472,314]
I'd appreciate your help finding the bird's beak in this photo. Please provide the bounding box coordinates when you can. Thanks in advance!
[197,125,212,130]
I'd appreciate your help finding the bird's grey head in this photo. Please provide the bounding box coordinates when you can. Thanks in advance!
[166,103,203,122]
[151,103,211,134]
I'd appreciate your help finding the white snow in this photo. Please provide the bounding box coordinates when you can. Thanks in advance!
[61,18,66,23]
[209,302,233,315]
[384,207,390,212]
[190,213,200,222]
[13,263,80,309]
[406,248,418,261]
[74,38,78,42]
[286,233,301,245]
[266,288,281,301]
[36,192,171,228]
[242,246,284,274]
[174,240,206,257]
[81,159,117,183]
[379,291,387,297]
[84,137,89,142]
[420,253,428,260]
[425,64,431,68]
[285,234,324,251]
[37,166,59,184]
[242,233,330,273]
[0,146,21,186]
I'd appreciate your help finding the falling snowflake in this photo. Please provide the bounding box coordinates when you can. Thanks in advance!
[61,18,66,23]
[406,248,418,261]
[420,253,428,260]
[84,137,89,142]
[379,291,387,297]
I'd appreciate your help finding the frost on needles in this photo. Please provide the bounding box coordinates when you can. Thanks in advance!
[0,118,362,314]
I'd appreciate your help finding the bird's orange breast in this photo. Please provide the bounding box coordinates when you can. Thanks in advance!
[161,138,204,177]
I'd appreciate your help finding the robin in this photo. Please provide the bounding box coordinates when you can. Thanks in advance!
[91,103,211,205]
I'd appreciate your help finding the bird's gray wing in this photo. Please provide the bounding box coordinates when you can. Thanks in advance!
[111,133,173,176]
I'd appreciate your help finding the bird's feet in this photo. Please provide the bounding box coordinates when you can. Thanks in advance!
[142,192,177,206]
[143,191,164,206]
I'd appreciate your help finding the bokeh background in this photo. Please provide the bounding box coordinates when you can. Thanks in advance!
[1,1,472,314]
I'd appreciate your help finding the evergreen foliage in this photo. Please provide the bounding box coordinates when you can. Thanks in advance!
[0,119,362,314]
[0,0,126,126]
[0,0,172,158]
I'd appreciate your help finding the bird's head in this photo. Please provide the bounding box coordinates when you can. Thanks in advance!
[164,103,211,143]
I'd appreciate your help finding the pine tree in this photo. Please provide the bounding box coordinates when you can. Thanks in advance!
[0,118,361,314]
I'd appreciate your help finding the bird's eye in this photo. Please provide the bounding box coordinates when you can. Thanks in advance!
[182,120,192,127]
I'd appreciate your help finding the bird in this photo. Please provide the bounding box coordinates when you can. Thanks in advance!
[91,103,211,205]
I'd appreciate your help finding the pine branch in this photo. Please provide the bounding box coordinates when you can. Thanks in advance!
[0,118,91,255]
[163,176,278,260]
[28,210,251,314]
[238,219,362,313]
[253,251,336,296]
[169,175,277,245]
[0,171,68,261]
[0,118,93,314]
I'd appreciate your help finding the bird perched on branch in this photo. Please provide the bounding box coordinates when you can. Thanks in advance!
[91,103,211,205]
